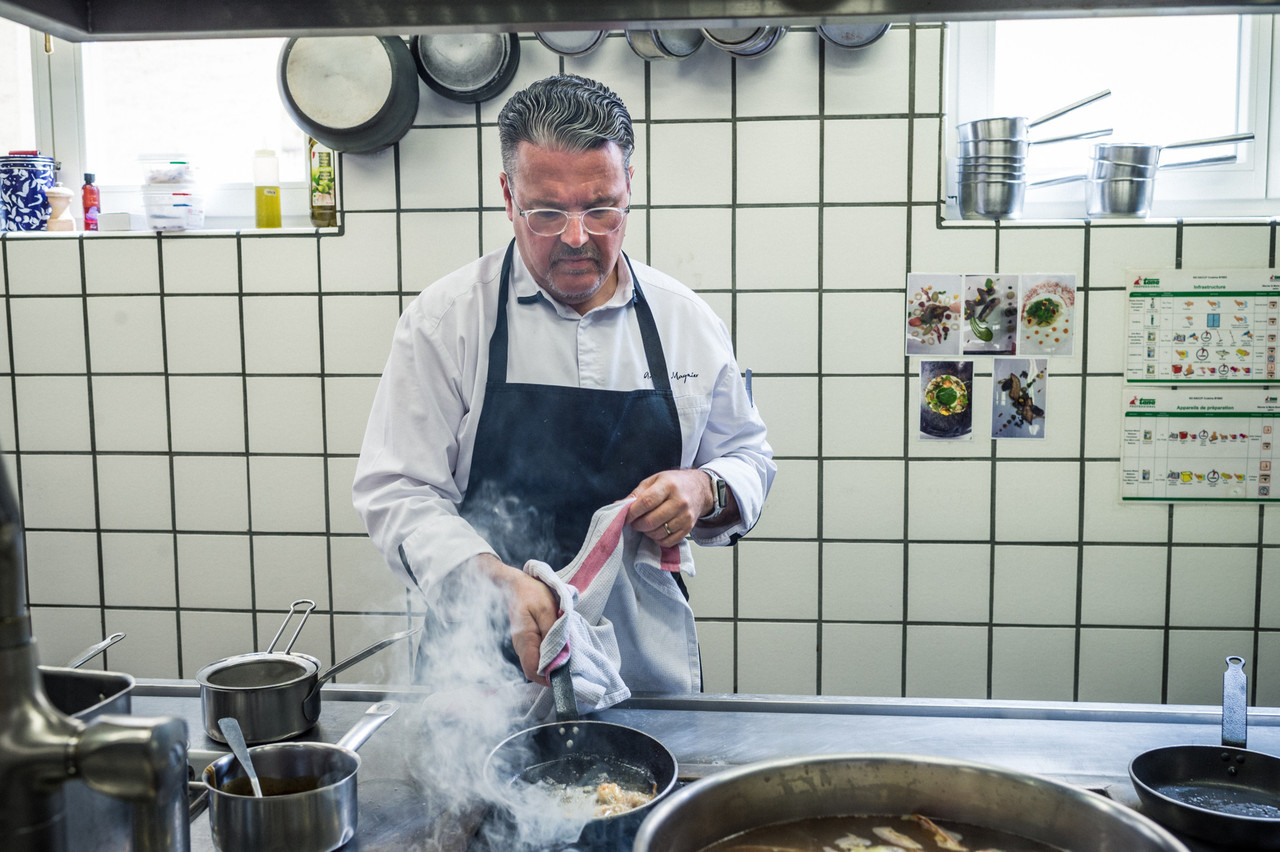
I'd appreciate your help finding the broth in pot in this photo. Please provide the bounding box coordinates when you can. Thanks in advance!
[699,812,1064,852]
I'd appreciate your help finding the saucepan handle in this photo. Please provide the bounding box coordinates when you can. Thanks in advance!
[336,701,399,752]
[265,599,316,654]
[65,632,126,668]
[1028,88,1111,127]
[1222,654,1248,750]
[313,625,423,688]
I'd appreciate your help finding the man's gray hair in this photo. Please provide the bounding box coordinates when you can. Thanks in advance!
[497,74,633,185]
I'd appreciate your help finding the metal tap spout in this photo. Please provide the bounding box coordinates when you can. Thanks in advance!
[0,456,190,852]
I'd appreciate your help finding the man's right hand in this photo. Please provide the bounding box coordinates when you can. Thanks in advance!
[474,554,559,685]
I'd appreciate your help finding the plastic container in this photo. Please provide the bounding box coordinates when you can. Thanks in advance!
[142,187,205,230]
[254,149,282,229]
[139,154,197,185]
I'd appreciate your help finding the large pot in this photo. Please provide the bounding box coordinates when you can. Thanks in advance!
[202,701,396,852]
[634,753,1190,852]
[196,600,419,744]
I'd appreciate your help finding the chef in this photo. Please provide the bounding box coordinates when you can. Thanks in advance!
[353,73,774,696]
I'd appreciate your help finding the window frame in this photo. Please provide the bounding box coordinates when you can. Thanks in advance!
[27,31,310,229]
[945,16,1277,221]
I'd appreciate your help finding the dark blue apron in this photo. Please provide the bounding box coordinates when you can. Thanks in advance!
[416,240,683,681]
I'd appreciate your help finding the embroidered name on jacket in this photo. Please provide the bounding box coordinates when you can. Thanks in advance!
[644,369,700,384]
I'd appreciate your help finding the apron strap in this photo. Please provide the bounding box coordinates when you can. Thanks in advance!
[485,240,517,386]
[624,252,673,395]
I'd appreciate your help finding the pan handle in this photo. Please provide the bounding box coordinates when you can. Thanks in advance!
[1028,88,1111,128]
[1162,132,1254,151]
[550,659,580,722]
[1223,655,1248,749]
[335,701,398,752]
[65,632,126,668]
[265,599,316,654]
[310,625,423,692]
[1031,128,1113,145]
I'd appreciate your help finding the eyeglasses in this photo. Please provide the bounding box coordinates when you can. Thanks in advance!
[513,199,630,237]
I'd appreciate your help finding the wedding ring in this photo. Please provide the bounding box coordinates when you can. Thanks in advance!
[663,521,673,536]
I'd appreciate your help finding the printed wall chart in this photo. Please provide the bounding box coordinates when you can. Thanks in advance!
[1126,268,1280,384]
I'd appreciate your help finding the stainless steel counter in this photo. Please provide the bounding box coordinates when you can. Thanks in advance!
[134,681,1279,851]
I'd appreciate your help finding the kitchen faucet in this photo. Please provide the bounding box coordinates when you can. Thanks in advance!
[0,457,190,851]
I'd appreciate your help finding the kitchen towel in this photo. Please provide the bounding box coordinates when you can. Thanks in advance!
[523,497,696,719]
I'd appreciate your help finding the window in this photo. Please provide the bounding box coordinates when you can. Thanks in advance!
[2,28,309,227]
[946,15,1274,219]
[0,19,36,150]
[80,39,304,188]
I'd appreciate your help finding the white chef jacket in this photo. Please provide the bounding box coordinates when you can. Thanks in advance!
[352,244,775,604]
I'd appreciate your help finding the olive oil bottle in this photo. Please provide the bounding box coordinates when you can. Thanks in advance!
[253,149,282,229]
[308,137,338,227]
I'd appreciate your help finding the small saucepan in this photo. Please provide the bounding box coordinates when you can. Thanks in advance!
[1131,656,1280,849]
[202,701,397,852]
[484,660,678,848]
[196,599,420,744]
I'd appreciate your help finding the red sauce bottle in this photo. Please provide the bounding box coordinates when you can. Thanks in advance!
[82,173,100,231]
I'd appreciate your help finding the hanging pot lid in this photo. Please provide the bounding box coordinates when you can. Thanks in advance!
[818,22,892,49]
[278,36,419,154]
[535,30,607,57]
[411,32,521,104]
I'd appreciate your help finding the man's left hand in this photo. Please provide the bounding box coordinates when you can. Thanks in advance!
[625,468,716,545]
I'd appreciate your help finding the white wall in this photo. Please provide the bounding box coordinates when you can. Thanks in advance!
[6,25,1279,706]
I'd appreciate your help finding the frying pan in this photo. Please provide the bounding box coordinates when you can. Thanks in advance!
[410,33,520,104]
[278,36,419,154]
[483,660,677,848]
[535,30,607,58]
[625,29,704,61]
[817,23,891,49]
[1130,656,1280,848]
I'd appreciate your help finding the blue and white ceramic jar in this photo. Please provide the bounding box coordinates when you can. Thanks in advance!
[1,153,57,231]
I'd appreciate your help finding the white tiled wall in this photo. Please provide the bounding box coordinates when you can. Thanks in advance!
[6,25,1280,707]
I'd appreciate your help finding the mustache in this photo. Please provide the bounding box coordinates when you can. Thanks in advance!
[551,244,601,263]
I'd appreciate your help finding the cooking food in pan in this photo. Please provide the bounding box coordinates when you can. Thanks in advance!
[924,374,969,416]
[698,811,1063,851]
[530,777,657,820]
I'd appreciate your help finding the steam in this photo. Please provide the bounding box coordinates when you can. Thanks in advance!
[463,481,562,569]
[403,553,594,850]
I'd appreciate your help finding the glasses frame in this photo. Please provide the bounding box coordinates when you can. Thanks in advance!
[512,198,632,236]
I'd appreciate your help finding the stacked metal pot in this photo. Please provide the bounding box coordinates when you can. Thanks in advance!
[955,119,1030,220]
[1086,132,1253,217]
[954,89,1111,221]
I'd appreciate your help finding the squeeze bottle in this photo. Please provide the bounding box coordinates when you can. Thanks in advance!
[254,149,281,229]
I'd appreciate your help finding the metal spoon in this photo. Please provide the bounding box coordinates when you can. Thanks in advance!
[218,717,263,797]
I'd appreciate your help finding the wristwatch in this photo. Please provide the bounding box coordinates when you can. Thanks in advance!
[699,469,728,522]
